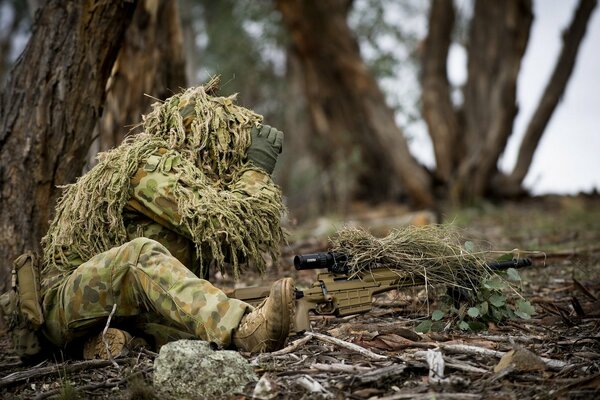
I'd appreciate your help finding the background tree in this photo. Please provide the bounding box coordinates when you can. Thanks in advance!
[422,0,597,202]
[275,0,433,209]
[0,0,135,291]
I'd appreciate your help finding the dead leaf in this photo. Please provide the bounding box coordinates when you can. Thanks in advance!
[494,347,547,374]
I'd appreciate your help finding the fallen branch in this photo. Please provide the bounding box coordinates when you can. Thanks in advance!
[257,334,312,361]
[412,350,490,374]
[378,393,481,400]
[311,363,372,373]
[32,366,152,400]
[438,343,567,371]
[0,359,133,388]
[357,364,407,385]
[307,332,388,360]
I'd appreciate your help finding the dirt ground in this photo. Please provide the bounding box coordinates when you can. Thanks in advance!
[1,194,599,399]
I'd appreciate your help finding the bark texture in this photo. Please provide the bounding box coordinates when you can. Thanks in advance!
[421,0,460,184]
[276,0,433,207]
[97,0,187,153]
[0,0,135,290]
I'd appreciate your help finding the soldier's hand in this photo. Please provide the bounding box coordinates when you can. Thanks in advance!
[246,124,283,175]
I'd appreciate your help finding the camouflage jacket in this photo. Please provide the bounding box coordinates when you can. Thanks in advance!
[122,149,276,277]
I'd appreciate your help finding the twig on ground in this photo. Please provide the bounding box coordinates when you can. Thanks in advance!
[102,303,119,369]
[438,343,568,371]
[0,359,133,388]
[311,363,372,373]
[257,334,313,361]
[307,332,388,360]
[32,366,153,400]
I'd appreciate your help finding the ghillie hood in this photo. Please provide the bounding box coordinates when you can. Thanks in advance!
[42,77,284,283]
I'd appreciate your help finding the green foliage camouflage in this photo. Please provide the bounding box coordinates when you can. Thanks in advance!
[41,77,285,287]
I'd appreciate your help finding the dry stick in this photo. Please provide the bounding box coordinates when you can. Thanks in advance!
[102,303,119,369]
[255,334,313,362]
[311,363,372,373]
[438,343,568,371]
[378,393,482,400]
[307,332,388,360]
[33,366,153,400]
[0,359,132,388]
[413,351,490,374]
[477,335,543,344]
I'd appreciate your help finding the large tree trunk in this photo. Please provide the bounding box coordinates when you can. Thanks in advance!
[275,0,433,208]
[97,0,187,153]
[0,0,135,291]
[421,0,460,185]
[453,0,533,202]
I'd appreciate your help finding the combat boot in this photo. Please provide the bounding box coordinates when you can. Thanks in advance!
[233,277,295,353]
[83,328,133,360]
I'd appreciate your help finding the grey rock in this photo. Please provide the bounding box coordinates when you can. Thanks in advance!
[153,339,257,399]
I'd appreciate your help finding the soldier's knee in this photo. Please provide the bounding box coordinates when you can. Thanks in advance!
[128,237,170,256]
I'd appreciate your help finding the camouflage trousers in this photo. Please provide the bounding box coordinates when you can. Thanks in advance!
[42,238,250,349]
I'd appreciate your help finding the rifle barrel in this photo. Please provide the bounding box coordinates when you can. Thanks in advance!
[487,258,532,270]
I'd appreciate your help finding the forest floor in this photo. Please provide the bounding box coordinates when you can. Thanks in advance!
[1,194,599,399]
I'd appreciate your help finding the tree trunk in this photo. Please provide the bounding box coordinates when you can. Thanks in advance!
[97,0,187,153]
[500,0,597,195]
[275,0,433,208]
[452,0,533,202]
[421,0,460,184]
[0,0,135,291]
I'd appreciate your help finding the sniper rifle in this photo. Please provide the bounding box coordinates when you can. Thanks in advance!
[229,252,531,334]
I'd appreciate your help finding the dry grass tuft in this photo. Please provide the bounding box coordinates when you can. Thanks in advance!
[330,225,492,290]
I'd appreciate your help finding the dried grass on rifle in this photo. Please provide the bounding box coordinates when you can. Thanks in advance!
[330,226,491,291]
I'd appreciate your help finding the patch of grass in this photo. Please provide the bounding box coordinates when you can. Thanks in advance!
[57,380,81,400]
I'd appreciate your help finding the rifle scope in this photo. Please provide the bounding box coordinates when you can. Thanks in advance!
[294,252,348,273]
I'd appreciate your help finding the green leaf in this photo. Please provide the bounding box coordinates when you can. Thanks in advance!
[516,299,536,317]
[488,293,506,307]
[506,268,521,281]
[458,321,470,331]
[431,310,445,321]
[415,320,432,333]
[479,301,489,316]
[467,307,480,318]
[464,241,475,253]
[483,276,506,290]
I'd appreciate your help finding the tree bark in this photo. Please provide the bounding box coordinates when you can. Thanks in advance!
[454,0,533,202]
[97,0,187,153]
[275,0,433,207]
[500,0,597,194]
[421,0,460,184]
[0,0,135,290]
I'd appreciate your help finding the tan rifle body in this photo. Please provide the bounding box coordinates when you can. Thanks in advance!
[229,269,423,334]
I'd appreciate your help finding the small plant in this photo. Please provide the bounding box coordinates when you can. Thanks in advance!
[57,379,81,400]
[416,264,536,333]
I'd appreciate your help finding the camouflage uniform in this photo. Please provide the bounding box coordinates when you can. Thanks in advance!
[41,150,277,349]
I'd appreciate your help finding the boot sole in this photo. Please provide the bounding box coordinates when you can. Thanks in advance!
[82,328,131,360]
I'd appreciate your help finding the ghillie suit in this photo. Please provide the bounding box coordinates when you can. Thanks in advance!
[39,79,287,350]
[330,225,491,294]
[42,78,284,288]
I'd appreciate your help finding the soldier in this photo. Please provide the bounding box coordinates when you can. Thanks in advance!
[39,80,295,358]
